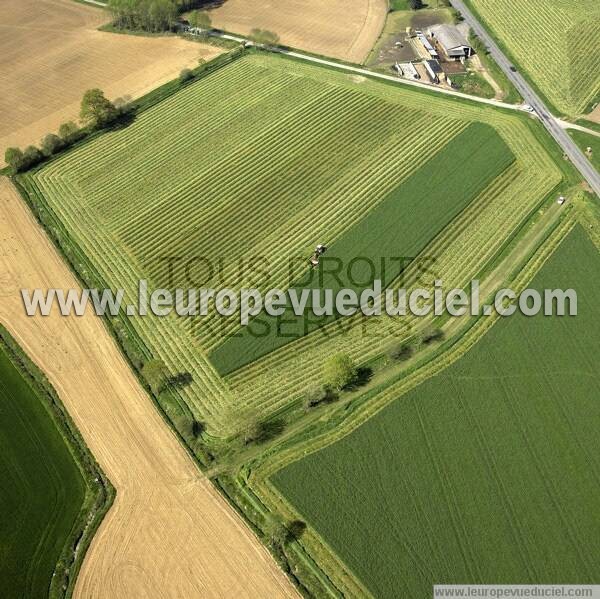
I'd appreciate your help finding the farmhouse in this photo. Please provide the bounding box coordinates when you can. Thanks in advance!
[428,24,473,60]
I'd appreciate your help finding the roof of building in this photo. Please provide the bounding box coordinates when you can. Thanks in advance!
[425,59,443,74]
[417,33,438,56]
[428,24,471,51]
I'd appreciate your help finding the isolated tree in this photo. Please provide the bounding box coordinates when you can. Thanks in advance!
[179,68,194,83]
[141,358,168,395]
[188,10,212,30]
[387,342,413,362]
[409,0,424,9]
[249,28,280,46]
[165,372,193,388]
[23,145,43,169]
[191,419,205,438]
[323,353,356,391]
[4,147,25,174]
[41,133,63,156]
[265,518,290,548]
[58,121,80,144]
[80,89,118,128]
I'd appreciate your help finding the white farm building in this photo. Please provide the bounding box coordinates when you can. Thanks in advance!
[428,24,473,60]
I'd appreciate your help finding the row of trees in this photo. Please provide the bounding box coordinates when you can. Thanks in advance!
[5,89,120,174]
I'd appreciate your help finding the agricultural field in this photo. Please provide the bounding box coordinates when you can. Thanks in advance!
[22,52,562,435]
[0,339,86,598]
[468,0,600,117]
[210,122,514,374]
[272,225,600,598]
[208,0,387,63]
[0,0,220,164]
[0,177,295,598]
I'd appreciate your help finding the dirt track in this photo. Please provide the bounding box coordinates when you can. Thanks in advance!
[0,0,221,164]
[0,177,296,597]
[209,0,387,63]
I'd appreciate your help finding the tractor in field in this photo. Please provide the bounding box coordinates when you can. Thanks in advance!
[309,244,327,268]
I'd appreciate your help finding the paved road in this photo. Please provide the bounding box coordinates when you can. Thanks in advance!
[450,0,600,198]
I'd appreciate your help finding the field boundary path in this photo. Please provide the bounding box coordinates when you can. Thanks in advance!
[449,0,600,197]
[71,0,600,145]
[0,177,297,599]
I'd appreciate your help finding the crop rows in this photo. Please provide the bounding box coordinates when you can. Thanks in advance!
[30,54,561,434]
[226,113,561,414]
[471,0,600,116]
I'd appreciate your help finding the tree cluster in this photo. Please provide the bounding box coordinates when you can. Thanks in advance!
[108,0,179,32]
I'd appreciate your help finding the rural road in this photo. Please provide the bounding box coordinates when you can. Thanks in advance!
[449,0,600,198]
[0,178,297,599]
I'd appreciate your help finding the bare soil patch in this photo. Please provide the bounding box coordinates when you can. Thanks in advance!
[587,102,600,124]
[209,0,387,63]
[0,177,296,598]
[0,0,221,163]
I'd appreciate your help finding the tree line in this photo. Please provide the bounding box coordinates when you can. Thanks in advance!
[107,0,209,32]
[4,89,120,174]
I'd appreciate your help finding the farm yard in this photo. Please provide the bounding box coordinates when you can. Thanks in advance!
[271,225,600,598]
[0,0,220,164]
[468,0,600,117]
[208,0,387,64]
[21,51,563,436]
[0,339,87,598]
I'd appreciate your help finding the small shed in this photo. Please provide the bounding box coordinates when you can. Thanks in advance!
[424,59,444,84]
[417,33,438,58]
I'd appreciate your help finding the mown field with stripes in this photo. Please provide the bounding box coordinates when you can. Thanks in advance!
[23,53,562,435]
[469,0,600,116]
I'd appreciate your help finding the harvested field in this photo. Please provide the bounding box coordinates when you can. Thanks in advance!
[587,102,600,125]
[208,0,387,63]
[273,225,600,598]
[0,178,296,598]
[0,0,221,164]
[21,52,562,434]
[468,0,600,116]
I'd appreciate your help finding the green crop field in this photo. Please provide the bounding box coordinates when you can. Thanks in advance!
[469,0,600,116]
[0,344,86,598]
[22,52,562,435]
[210,123,514,374]
[272,225,600,598]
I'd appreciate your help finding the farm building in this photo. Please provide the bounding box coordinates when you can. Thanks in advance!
[428,24,473,60]
[424,59,444,84]
[398,62,421,79]
[416,33,438,58]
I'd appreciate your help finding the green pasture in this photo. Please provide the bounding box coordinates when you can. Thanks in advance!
[273,226,600,598]
[0,345,86,598]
